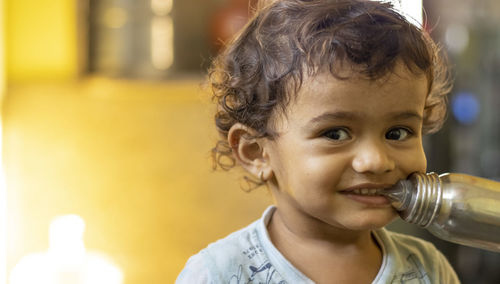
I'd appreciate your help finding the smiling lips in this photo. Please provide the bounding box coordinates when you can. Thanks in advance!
[340,184,393,206]
[341,184,392,195]
[352,188,384,195]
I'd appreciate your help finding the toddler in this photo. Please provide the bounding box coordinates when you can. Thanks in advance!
[177,0,459,283]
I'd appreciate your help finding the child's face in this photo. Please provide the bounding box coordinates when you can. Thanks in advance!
[263,63,428,232]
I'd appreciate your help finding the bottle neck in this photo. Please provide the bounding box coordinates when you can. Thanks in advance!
[383,179,413,211]
[383,172,442,227]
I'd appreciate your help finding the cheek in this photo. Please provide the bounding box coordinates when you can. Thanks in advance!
[400,147,427,175]
[274,154,338,196]
[301,155,345,188]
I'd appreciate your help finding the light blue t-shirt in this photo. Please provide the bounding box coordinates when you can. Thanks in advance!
[176,206,459,284]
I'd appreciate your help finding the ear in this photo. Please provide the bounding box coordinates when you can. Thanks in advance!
[228,123,272,180]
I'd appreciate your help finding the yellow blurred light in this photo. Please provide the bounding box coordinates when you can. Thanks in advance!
[10,215,123,284]
[5,0,79,81]
[151,0,173,16]
[0,0,4,90]
[151,16,174,70]
[1,0,7,283]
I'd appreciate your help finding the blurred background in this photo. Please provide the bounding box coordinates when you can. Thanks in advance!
[0,0,499,283]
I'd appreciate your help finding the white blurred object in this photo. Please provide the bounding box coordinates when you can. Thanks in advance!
[48,215,86,269]
[9,215,123,284]
[377,0,423,26]
[151,16,174,70]
[151,0,173,16]
[0,121,6,284]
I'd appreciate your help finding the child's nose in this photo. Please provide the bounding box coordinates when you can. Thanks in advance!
[351,141,395,174]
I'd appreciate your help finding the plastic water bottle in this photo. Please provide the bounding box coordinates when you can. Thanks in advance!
[383,172,500,252]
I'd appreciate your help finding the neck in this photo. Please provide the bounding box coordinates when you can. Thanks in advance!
[267,206,383,283]
[269,205,376,249]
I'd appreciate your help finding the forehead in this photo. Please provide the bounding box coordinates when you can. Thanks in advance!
[310,60,425,96]
[273,63,429,126]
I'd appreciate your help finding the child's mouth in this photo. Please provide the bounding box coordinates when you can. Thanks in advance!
[340,185,392,206]
[349,188,383,196]
[342,191,391,206]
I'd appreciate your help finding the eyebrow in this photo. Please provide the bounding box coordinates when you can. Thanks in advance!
[309,111,360,124]
[308,110,423,125]
[390,111,423,121]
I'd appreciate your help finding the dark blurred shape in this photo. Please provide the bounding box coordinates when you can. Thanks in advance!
[88,0,158,78]
[87,0,221,79]
[209,0,257,52]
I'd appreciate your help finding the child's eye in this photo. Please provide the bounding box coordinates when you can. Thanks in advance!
[385,128,412,141]
[322,128,351,141]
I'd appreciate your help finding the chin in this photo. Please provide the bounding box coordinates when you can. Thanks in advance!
[354,211,398,230]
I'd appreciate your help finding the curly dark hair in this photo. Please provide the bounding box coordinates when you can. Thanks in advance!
[210,0,452,172]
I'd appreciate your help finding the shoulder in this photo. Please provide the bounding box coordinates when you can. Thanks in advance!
[176,218,273,283]
[374,228,460,284]
[176,222,258,284]
[175,250,213,284]
[176,207,294,283]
